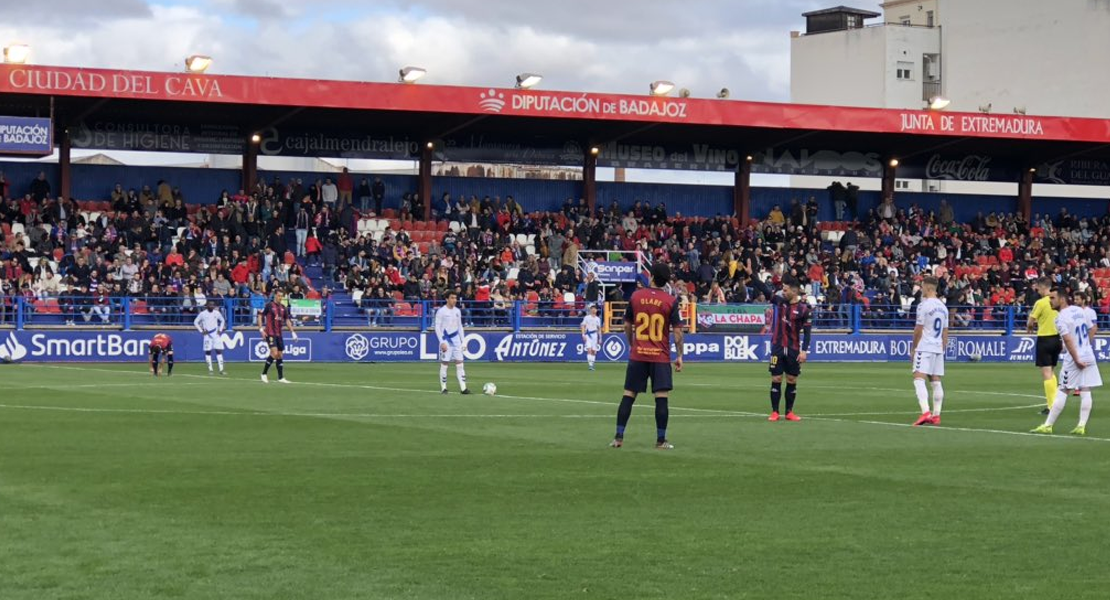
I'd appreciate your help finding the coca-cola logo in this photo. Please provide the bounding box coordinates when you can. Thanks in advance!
[925,155,993,181]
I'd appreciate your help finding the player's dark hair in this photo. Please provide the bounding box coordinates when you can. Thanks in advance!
[1052,284,1069,298]
[782,275,800,289]
[651,263,672,286]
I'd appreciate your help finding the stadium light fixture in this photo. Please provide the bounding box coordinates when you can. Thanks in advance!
[184,55,212,73]
[745,155,753,162]
[979,103,992,114]
[717,88,731,99]
[649,81,675,96]
[927,95,950,110]
[889,158,900,168]
[3,44,30,64]
[399,66,427,84]
[590,146,601,156]
[1013,106,1027,115]
[250,133,262,143]
[515,73,543,90]
[426,142,434,150]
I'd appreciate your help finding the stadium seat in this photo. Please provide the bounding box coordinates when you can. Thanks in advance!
[284,251,296,265]
[10,222,24,236]
[36,299,61,314]
[131,300,149,315]
[449,221,463,233]
[436,221,448,232]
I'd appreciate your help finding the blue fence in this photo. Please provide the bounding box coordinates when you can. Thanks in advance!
[1,297,1091,336]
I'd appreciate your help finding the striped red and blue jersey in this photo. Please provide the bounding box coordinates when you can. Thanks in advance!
[771,295,812,352]
[262,302,290,337]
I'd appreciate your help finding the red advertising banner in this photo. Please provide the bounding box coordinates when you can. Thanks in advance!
[5,64,1110,144]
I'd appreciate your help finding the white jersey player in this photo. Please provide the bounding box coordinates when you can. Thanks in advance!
[194,301,227,375]
[910,276,948,426]
[435,291,470,394]
[581,304,602,371]
[1033,288,1101,436]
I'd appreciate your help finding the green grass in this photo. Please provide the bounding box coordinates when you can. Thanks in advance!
[1,361,1109,599]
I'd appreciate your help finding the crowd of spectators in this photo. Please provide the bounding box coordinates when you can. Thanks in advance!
[3,165,1110,330]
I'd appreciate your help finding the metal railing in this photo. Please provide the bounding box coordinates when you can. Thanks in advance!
[0,295,1083,336]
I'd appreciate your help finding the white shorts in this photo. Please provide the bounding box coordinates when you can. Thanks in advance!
[912,351,945,377]
[1060,360,1103,390]
[440,343,464,362]
[202,332,225,352]
[584,334,600,352]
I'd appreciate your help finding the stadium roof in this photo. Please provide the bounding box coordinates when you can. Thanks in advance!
[2,63,1110,172]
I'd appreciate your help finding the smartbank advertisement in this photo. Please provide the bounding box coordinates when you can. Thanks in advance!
[2,330,1106,364]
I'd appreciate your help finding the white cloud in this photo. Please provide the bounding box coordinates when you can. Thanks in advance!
[0,0,807,101]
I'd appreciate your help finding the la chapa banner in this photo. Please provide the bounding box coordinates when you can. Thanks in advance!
[695,304,770,334]
[6,65,1110,143]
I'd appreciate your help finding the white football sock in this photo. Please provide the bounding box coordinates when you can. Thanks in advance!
[456,363,467,391]
[931,381,944,416]
[1045,389,1069,426]
[439,364,448,390]
[913,378,930,413]
[216,354,225,370]
[205,355,213,371]
[588,353,596,367]
[1079,391,1093,427]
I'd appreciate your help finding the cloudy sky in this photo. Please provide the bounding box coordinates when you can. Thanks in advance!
[1,0,832,101]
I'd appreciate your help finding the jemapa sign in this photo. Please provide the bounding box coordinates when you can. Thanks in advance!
[594,261,640,283]
[0,116,52,156]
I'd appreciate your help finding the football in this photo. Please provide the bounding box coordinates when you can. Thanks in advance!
[482,382,498,395]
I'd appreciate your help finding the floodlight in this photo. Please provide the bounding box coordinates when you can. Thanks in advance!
[399,66,427,83]
[185,55,212,73]
[649,81,675,96]
[927,95,950,110]
[4,44,30,64]
[515,73,543,89]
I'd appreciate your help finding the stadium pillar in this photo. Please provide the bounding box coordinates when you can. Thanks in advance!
[420,144,433,221]
[734,160,751,226]
[58,127,72,200]
[242,135,258,194]
[881,161,897,199]
[1018,169,1034,222]
[583,148,598,215]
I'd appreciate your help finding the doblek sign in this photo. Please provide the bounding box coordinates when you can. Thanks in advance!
[594,261,640,283]
[0,116,52,156]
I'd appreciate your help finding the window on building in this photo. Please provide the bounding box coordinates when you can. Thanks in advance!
[896,61,914,80]
[900,15,911,25]
[926,11,935,27]
[895,180,911,190]
[847,14,861,28]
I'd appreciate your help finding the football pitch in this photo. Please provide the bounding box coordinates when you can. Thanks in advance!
[2,361,1109,600]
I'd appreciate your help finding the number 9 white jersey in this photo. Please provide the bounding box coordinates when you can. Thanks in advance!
[914,298,949,354]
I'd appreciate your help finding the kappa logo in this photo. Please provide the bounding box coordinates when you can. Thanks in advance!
[602,336,627,361]
[479,89,506,113]
[0,332,28,362]
[345,334,370,361]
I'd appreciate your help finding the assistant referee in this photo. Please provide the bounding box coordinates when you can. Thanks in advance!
[1026,277,1061,415]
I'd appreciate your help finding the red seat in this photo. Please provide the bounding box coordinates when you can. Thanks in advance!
[37,299,62,314]
[284,251,296,265]
[131,300,149,315]
[436,221,448,232]
[52,248,64,261]
[383,209,397,219]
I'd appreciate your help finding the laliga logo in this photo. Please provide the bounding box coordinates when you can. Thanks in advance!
[345,334,370,361]
[253,341,271,360]
[603,337,627,361]
[479,89,506,113]
[0,332,28,362]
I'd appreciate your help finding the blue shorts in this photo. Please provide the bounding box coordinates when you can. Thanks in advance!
[624,360,673,394]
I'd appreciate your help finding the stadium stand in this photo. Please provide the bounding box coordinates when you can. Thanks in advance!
[2,169,1109,332]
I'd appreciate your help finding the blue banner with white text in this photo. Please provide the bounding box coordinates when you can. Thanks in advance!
[0,116,53,155]
[2,330,1103,364]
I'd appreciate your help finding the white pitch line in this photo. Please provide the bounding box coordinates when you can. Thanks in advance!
[18,364,1107,443]
[808,404,1044,417]
[0,403,750,419]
